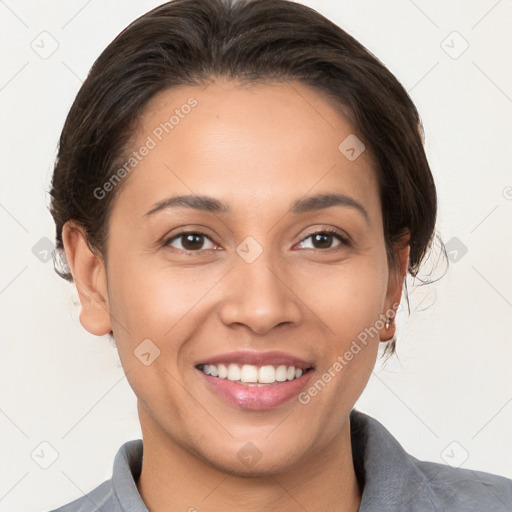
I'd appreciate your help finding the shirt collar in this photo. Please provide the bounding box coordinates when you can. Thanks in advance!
[111,436,147,511]
[111,409,437,511]
[350,409,438,511]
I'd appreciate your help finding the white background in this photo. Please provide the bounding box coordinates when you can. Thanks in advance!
[1,1,511,510]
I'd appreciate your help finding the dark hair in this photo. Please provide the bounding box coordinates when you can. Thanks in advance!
[48,0,446,356]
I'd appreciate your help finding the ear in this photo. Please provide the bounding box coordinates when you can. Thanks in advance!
[380,230,410,342]
[61,221,112,336]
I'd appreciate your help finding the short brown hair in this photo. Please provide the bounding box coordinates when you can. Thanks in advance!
[48,0,445,355]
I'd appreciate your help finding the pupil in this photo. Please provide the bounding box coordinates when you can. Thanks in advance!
[183,234,203,250]
[313,233,331,249]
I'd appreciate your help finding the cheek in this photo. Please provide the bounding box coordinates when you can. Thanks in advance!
[291,252,388,397]
[108,254,214,332]
[106,258,227,379]
[104,263,201,417]
[293,253,388,338]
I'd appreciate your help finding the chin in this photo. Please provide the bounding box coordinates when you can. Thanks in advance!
[202,450,302,478]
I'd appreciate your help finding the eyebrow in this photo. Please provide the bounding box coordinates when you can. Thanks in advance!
[144,192,369,224]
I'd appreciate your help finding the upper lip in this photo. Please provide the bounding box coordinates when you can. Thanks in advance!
[195,350,315,370]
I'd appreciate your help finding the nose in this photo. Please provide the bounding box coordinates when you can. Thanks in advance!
[218,251,303,335]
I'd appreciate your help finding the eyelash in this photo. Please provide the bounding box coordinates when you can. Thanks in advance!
[163,228,351,253]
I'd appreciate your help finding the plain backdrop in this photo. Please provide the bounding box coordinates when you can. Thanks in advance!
[1,0,511,510]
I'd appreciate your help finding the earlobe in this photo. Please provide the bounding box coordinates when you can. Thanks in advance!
[380,232,410,342]
[61,221,112,336]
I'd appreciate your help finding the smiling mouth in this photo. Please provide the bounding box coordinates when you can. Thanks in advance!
[195,363,314,385]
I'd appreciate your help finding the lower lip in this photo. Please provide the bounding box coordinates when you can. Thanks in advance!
[197,369,315,410]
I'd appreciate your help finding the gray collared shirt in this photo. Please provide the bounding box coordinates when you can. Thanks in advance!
[47,409,512,511]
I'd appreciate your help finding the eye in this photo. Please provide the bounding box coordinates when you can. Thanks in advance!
[163,228,350,253]
[164,231,218,252]
[297,229,350,250]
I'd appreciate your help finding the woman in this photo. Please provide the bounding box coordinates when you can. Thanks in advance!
[47,0,512,510]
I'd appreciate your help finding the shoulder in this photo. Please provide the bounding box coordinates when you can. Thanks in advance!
[43,439,144,511]
[45,479,116,512]
[412,456,512,511]
[349,409,512,511]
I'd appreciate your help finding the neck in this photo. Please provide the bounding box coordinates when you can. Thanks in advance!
[135,409,361,512]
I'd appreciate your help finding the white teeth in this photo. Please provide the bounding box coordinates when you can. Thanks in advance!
[258,365,276,384]
[240,364,258,383]
[227,363,241,381]
[218,363,228,379]
[275,365,287,382]
[199,363,309,384]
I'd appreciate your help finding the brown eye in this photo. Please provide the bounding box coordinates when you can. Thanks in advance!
[298,230,349,250]
[165,232,217,251]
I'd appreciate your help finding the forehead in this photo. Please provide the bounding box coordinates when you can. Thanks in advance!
[113,79,380,224]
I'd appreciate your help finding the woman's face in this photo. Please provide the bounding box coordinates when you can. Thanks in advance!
[71,79,407,474]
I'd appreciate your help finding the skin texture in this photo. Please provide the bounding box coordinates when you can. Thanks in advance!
[62,79,410,512]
